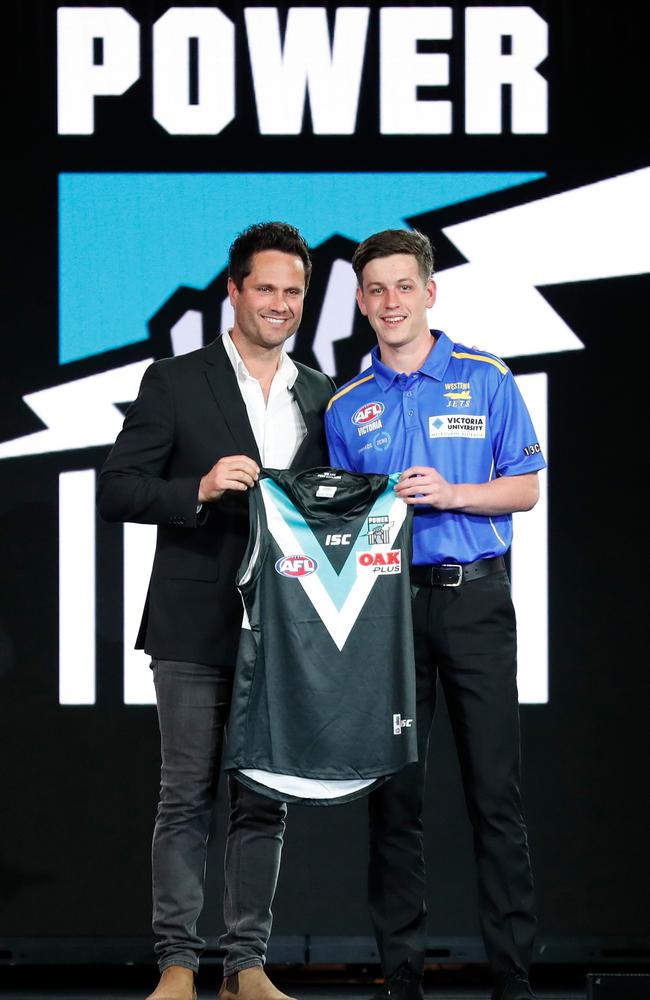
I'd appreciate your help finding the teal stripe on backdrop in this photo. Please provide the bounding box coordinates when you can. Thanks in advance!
[58,171,544,364]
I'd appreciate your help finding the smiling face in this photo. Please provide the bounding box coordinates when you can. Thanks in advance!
[228,249,306,355]
[356,253,436,357]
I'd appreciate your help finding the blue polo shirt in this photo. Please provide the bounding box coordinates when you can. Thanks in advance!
[325,331,546,565]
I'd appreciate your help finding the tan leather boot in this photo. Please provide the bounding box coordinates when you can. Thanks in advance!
[217,966,297,1000]
[146,964,197,1000]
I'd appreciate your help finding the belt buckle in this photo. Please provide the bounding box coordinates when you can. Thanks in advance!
[440,562,463,587]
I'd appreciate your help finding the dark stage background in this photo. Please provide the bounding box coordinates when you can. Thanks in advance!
[2,0,649,969]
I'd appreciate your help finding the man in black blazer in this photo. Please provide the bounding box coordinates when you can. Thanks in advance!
[98,222,335,1000]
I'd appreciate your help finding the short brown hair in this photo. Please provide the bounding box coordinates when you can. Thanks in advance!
[228,221,312,291]
[352,229,435,287]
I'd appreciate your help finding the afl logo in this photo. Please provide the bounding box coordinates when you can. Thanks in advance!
[275,555,318,578]
[352,401,385,425]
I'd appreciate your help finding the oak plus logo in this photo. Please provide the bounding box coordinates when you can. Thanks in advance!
[357,550,402,575]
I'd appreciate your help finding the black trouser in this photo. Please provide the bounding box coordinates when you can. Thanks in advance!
[368,571,537,979]
[152,659,287,975]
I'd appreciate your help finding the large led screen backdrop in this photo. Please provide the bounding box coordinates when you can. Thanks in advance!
[2,0,649,961]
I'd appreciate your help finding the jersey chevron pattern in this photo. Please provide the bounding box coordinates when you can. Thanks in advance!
[224,467,417,806]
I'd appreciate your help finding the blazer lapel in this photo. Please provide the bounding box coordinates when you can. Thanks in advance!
[290,372,324,469]
[203,337,262,465]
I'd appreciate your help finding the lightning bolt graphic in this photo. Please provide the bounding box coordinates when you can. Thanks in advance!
[3,168,648,462]
[0,360,151,459]
[431,167,650,357]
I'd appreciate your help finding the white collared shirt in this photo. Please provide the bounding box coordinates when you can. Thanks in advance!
[222,330,307,468]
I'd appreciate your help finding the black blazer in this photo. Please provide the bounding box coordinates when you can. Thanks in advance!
[97,337,335,665]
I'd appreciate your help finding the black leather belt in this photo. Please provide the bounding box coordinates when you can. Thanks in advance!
[410,555,506,588]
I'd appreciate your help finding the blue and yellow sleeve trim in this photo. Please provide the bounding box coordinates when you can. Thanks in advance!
[326,373,375,411]
[451,351,508,375]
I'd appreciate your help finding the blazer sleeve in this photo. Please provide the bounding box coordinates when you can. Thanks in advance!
[97,361,202,528]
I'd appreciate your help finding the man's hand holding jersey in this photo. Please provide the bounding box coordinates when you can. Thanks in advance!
[395,466,539,516]
[198,455,260,503]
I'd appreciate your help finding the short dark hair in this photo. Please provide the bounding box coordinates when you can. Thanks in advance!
[352,229,435,287]
[228,221,312,291]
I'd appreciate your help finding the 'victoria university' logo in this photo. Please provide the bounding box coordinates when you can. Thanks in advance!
[429,414,486,439]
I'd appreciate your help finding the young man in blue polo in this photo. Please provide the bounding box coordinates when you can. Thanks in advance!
[325,229,545,1000]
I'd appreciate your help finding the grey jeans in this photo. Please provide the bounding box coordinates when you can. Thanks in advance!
[152,659,287,976]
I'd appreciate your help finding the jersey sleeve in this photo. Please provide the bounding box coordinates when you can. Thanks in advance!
[489,370,546,477]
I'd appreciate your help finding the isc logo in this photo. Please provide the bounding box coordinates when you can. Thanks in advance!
[325,533,351,546]
[275,554,318,577]
[393,713,413,735]
[351,401,384,425]
[357,550,401,574]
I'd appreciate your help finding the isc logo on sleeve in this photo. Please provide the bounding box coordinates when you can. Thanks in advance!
[393,713,413,735]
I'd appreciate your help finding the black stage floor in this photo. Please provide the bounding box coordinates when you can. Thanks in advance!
[0,966,619,1000]
[0,988,586,1000]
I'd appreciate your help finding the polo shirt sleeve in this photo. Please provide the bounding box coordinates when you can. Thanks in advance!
[325,402,356,471]
[489,370,547,477]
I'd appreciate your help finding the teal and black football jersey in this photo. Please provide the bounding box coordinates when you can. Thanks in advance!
[224,466,417,806]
